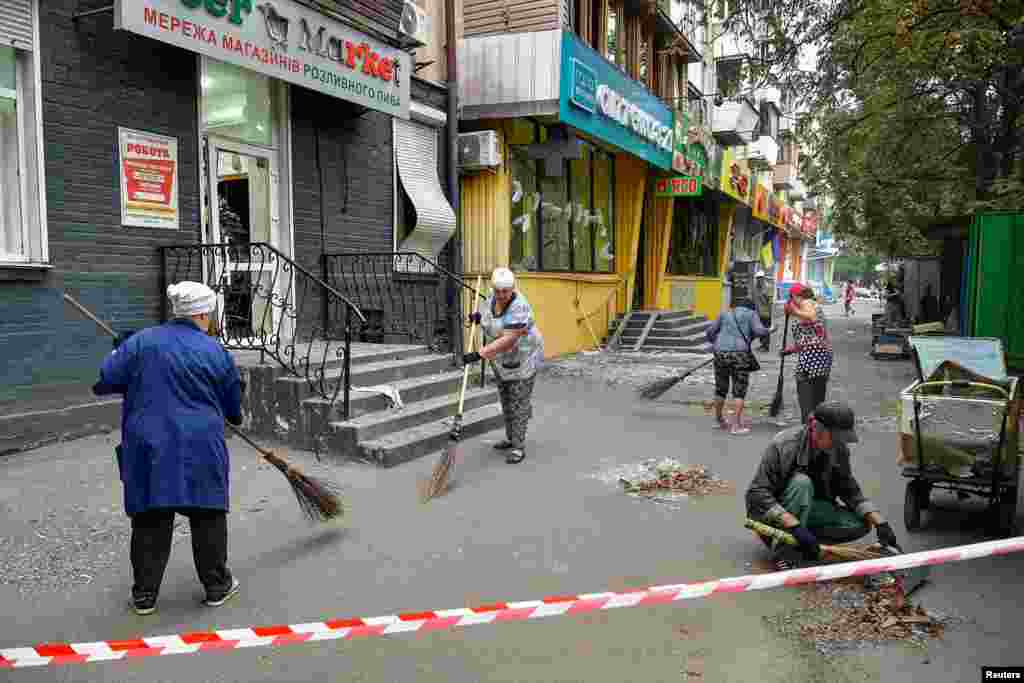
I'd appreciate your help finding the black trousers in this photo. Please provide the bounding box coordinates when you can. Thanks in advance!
[759,315,772,349]
[796,375,830,424]
[130,508,232,600]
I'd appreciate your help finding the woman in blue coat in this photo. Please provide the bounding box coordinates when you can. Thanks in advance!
[93,281,243,615]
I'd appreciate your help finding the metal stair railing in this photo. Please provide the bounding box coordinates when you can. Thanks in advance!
[159,242,366,420]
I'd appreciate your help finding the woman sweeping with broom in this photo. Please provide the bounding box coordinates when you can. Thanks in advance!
[463,268,544,464]
[92,282,243,615]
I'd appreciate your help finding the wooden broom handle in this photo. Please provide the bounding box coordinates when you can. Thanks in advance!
[458,276,484,416]
[61,292,265,455]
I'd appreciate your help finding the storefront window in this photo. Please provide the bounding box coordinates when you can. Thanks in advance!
[510,149,540,271]
[509,128,615,274]
[569,147,593,272]
[201,58,277,148]
[593,151,614,271]
[667,197,718,276]
[539,172,571,271]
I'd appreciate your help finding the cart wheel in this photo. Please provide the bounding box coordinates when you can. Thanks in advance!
[904,481,925,531]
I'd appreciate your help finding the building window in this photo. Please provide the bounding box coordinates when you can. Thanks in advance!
[0,23,46,264]
[667,197,718,277]
[509,129,615,274]
[606,1,622,66]
[201,58,278,148]
[716,57,743,98]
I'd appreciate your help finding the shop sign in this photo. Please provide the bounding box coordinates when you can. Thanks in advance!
[114,0,411,119]
[118,127,179,229]
[769,196,784,228]
[559,31,673,170]
[654,175,703,197]
[786,206,801,233]
[802,209,818,237]
[753,184,770,221]
[719,147,750,204]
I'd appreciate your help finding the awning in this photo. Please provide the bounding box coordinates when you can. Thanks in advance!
[394,117,456,264]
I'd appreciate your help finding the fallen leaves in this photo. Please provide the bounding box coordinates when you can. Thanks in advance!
[619,462,733,498]
[792,580,946,647]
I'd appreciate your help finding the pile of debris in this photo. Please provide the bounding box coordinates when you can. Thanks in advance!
[767,576,964,657]
[618,459,732,498]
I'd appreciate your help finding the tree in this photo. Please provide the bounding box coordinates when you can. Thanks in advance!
[717,0,1024,254]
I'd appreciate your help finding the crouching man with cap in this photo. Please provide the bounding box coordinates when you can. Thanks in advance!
[746,401,901,570]
[463,267,544,464]
[93,282,243,615]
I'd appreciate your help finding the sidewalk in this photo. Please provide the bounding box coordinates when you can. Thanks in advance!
[542,301,916,429]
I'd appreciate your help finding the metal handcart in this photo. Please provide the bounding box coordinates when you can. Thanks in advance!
[898,336,1021,536]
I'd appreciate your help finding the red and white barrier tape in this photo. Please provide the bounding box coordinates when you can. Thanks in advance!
[4,536,1024,669]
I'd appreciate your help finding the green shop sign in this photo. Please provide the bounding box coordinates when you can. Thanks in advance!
[114,0,411,119]
[654,175,703,197]
[559,31,674,170]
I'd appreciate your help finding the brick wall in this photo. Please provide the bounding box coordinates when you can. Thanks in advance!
[0,2,200,407]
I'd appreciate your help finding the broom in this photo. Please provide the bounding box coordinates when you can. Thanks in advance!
[636,357,715,400]
[745,518,884,562]
[421,276,484,502]
[768,311,791,417]
[61,292,343,523]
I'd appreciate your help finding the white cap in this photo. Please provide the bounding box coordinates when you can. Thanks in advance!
[167,281,217,317]
[492,267,515,289]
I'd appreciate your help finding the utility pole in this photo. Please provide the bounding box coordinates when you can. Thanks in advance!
[444,0,463,358]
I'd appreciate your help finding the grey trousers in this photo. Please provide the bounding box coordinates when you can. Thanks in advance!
[495,375,536,448]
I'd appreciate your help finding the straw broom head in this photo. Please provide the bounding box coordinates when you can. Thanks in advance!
[637,374,685,400]
[262,451,344,522]
[422,423,459,502]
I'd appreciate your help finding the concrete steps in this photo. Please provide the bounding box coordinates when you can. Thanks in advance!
[606,310,712,352]
[235,342,504,466]
[347,402,506,467]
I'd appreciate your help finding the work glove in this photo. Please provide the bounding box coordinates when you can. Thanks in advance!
[112,330,136,349]
[875,522,902,552]
[449,420,462,442]
[467,312,482,326]
[789,525,821,561]
[463,351,482,365]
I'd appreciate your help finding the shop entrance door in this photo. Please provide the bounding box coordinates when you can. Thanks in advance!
[206,138,281,343]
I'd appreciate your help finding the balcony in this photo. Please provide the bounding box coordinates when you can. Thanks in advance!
[712,97,760,146]
[738,135,779,171]
[655,0,703,64]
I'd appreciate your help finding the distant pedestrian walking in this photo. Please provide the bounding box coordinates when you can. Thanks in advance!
[92,282,244,615]
[844,281,855,317]
[705,296,772,435]
[780,284,833,423]
[755,272,774,351]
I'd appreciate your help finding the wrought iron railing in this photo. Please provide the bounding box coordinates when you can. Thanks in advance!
[159,243,366,420]
[321,252,486,363]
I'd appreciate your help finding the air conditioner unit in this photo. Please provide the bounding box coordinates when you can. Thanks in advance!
[458,131,502,170]
[398,0,431,46]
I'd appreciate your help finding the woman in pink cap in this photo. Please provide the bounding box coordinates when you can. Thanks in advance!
[781,284,833,422]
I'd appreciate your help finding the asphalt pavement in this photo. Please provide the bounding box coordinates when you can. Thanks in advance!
[0,301,1020,682]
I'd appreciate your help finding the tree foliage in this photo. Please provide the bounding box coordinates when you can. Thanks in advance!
[718,0,1024,254]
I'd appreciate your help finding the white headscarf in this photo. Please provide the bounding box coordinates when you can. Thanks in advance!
[167,281,216,317]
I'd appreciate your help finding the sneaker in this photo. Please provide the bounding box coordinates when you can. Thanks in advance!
[505,448,526,464]
[730,425,751,435]
[132,594,157,616]
[492,440,515,451]
[203,578,240,607]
